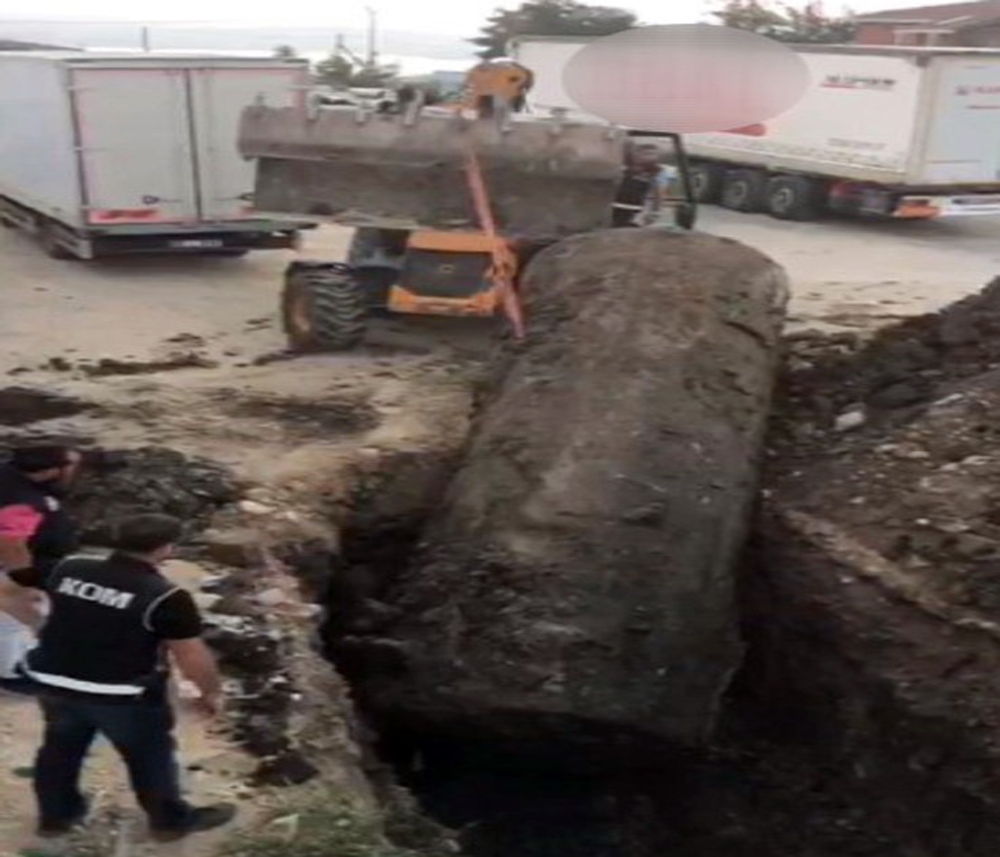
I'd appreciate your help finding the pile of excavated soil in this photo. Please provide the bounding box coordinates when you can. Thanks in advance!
[68,447,242,544]
[769,274,1000,618]
[0,386,97,426]
[745,275,1000,855]
[774,275,1000,445]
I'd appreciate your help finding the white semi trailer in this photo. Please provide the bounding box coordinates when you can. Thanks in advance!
[510,36,1000,221]
[0,51,315,258]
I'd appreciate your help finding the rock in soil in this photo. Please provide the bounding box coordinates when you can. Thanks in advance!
[352,229,789,759]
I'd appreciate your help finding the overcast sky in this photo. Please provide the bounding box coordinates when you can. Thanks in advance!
[0,0,909,39]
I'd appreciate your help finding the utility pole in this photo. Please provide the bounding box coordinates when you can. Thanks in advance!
[364,6,377,68]
[140,25,151,52]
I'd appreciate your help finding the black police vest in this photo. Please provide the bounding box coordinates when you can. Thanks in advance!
[614,170,656,210]
[0,466,78,573]
[24,554,179,698]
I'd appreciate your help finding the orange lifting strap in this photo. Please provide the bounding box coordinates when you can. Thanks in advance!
[462,138,527,340]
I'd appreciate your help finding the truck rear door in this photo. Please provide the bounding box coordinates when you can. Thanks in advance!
[70,66,200,225]
[917,56,1000,185]
[188,64,306,221]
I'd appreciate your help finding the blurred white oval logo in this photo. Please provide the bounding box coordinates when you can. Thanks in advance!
[563,24,810,133]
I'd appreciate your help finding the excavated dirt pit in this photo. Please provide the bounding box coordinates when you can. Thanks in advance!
[8,278,1000,856]
[314,278,1000,857]
[322,510,893,857]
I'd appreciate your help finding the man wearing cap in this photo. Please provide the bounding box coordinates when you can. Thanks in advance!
[0,446,82,678]
[611,143,677,228]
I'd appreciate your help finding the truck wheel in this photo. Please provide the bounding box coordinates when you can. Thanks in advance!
[282,264,367,352]
[689,163,726,204]
[39,223,76,260]
[766,175,823,221]
[721,169,767,213]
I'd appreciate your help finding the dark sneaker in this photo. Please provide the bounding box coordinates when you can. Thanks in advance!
[37,811,87,838]
[150,803,237,842]
[37,796,89,838]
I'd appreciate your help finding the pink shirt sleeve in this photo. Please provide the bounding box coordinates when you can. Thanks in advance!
[0,505,44,539]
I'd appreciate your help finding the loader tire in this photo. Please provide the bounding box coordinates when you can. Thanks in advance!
[721,169,768,213]
[282,263,367,352]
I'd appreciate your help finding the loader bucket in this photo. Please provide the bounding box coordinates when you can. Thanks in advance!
[238,104,627,239]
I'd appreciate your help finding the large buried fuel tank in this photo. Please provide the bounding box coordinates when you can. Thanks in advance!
[341,229,790,762]
[238,102,628,240]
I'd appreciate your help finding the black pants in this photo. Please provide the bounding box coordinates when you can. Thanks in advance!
[611,206,641,228]
[35,694,193,829]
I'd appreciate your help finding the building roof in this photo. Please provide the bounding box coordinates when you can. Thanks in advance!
[857,0,1000,25]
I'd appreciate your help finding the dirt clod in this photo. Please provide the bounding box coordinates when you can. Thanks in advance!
[79,353,218,377]
[0,386,95,426]
[225,394,380,437]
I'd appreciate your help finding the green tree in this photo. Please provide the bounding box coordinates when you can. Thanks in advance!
[314,52,399,88]
[273,44,297,59]
[351,62,401,87]
[713,0,856,43]
[471,0,637,59]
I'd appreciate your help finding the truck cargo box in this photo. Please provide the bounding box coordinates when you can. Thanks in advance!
[688,45,1000,189]
[510,37,1000,218]
[0,51,314,258]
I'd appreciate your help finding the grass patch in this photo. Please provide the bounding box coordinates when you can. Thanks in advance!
[217,789,457,857]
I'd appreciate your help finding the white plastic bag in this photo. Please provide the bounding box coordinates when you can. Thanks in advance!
[0,610,35,678]
[0,570,47,678]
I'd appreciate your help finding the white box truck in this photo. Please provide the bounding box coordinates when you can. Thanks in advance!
[0,51,315,258]
[510,37,1000,221]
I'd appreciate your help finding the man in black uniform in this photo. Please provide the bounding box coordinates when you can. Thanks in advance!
[0,446,83,681]
[0,446,82,577]
[0,513,235,841]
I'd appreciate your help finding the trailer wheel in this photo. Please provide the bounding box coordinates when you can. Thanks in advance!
[721,169,768,213]
[766,175,824,221]
[690,163,726,204]
[282,263,367,352]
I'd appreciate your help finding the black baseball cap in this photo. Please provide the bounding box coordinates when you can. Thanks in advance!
[10,446,73,474]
